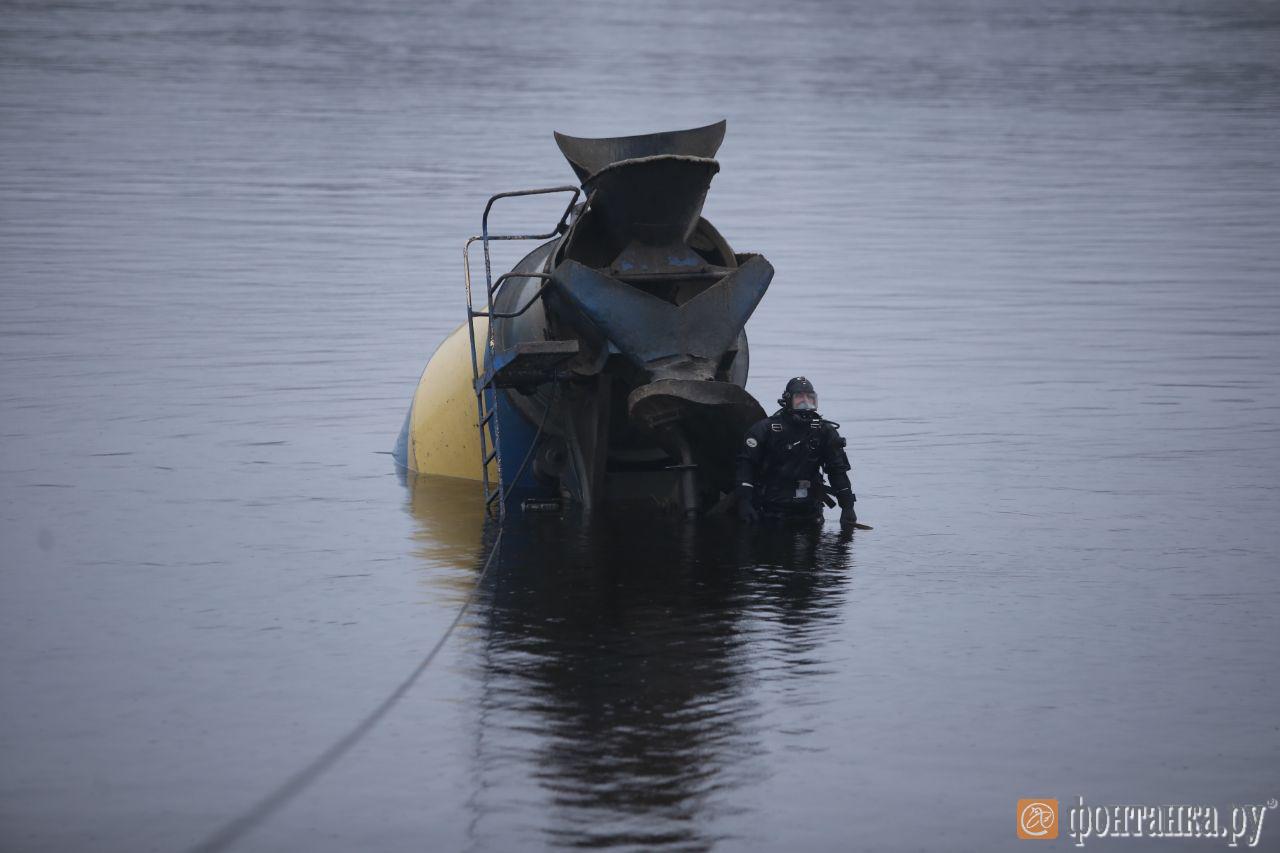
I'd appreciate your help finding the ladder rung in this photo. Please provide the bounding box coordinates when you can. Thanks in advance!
[479,410,494,427]
[483,449,498,465]
[485,489,502,504]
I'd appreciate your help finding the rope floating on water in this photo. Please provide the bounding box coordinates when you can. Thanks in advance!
[187,527,505,853]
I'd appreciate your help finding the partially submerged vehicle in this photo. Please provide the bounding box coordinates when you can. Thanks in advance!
[393,121,774,518]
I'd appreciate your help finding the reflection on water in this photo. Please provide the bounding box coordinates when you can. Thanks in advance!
[404,475,855,850]
[401,472,488,605]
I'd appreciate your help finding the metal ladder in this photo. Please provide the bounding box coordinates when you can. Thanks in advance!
[463,186,581,519]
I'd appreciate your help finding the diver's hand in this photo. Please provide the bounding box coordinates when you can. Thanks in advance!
[839,502,857,528]
[736,485,759,524]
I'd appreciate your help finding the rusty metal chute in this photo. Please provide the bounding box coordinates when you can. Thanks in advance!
[552,120,727,184]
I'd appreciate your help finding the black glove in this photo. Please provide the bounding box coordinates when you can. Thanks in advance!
[736,484,759,524]
[839,494,857,527]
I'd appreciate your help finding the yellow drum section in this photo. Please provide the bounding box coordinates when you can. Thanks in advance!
[405,319,496,482]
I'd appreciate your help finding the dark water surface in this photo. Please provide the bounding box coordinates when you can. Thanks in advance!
[2,1,1279,850]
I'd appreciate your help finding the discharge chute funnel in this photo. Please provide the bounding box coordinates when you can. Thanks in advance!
[553,121,726,184]
[554,122,726,252]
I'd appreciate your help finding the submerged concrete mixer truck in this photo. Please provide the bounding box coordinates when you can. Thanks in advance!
[393,121,775,518]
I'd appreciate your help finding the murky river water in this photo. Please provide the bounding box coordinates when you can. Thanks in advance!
[3,1,1279,850]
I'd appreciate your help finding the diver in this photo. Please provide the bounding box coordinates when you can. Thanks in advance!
[735,377,857,527]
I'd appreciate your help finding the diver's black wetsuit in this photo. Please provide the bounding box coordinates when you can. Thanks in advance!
[735,409,854,522]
